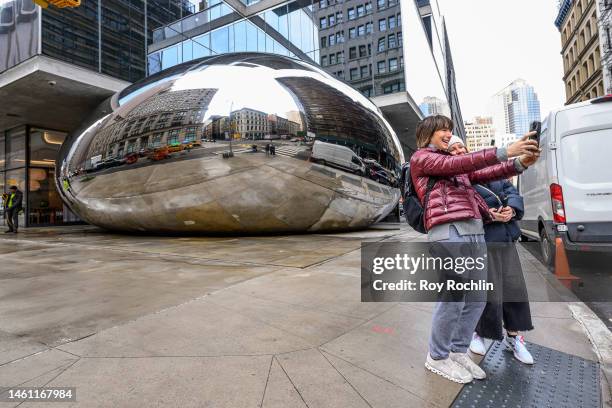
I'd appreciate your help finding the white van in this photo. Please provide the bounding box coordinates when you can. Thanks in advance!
[310,140,366,175]
[518,95,612,265]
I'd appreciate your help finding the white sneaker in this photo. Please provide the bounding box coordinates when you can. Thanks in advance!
[449,352,486,380]
[425,353,473,384]
[504,335,534,365]
[469,332,487,356]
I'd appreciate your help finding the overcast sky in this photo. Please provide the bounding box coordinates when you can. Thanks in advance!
[436,0,566,122]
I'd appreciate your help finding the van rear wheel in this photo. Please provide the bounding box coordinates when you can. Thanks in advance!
[539,228,556,267]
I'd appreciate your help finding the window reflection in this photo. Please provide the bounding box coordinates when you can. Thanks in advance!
[6,126,26,170]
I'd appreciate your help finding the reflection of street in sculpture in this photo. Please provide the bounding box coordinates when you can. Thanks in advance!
[56,53,404,233]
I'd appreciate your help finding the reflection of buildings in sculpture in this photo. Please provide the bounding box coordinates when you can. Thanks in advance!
[267,114,301,138]
[202,108,303,140]
[203,115,231,139]
[419,96,451,118]
[86,88,217,162]
[277,77,400,172]
[232,108,270,139]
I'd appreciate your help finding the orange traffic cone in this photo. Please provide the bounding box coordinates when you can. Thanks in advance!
[554,237,579,289]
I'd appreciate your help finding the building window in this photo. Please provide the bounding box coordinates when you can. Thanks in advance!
[319,0,327,8]
[359,45,367,57]
[366,22,373,33]
[388,33,396,48]
[358,25,365,36]
[365,2,372,13]
[397,13,401,25]
[321,37,327,48]
[349,46,357,59]
[338,51,344,63]
[336,31,344,43]
[379,19,387,31]
[360,65,369,77]
[377,60,386,73]
[383,82,401,94]
[368,43,372,55]
[348,8,355,20]
[349,27,356,38]
[361,87,373,97]
[337,11,343,23]
[330,54,336,64]
[357,5,364,17]
[329,34,336,45]
[389,15,396,29]
[377,0,385,9]
[320,17,327,28]
[378,37,385,52]
[399,55,403,68]
[168,129,180,144]
[350,68,359,80]
[329,14,336,26]
[397,31,402,46]
[321,56,328,66]
[337,70,344,78]
[185,127,196,141]
[389,58,398,71]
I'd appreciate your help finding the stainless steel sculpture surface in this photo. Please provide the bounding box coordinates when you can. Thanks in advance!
[56,53,404,233]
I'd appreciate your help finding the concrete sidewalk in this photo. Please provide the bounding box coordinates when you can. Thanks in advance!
[0,225,609,407]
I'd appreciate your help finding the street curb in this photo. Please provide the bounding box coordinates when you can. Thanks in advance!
[568,302,612,407]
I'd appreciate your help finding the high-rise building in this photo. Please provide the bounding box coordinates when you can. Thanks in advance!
[489,79,541,138]
[464,117,494,152]
[315,0,403,98]
[555,0,610,103]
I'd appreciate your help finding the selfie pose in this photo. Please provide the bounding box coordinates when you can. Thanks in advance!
[448,136,535,365]
[409,115,539,383]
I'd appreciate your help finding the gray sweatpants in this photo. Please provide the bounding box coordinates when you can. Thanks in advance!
[428,225,487,360]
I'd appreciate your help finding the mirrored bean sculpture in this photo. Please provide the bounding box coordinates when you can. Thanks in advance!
[56,53,404,233]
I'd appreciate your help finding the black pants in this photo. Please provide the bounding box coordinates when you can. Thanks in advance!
[475,243,534,340]
[6,208,19,231]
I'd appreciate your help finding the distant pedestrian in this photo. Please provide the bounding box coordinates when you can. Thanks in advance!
[265,144,270,156]
[270,144,276,156]
[4,186,23,234]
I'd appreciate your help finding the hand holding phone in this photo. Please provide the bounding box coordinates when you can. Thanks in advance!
[529,121,541,143]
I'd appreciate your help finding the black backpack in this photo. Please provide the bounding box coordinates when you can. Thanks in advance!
[400,163,437,234]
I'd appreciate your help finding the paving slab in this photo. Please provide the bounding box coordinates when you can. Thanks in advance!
[56,297,312,357]
[206,290,365,345]
[18,355,271,408]
[321,351,436,408]
[275,348,371,408]
[262,358,308,408]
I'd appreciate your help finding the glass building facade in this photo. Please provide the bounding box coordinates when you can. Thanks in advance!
[40,0,194,82]
[0,126,76,228]
[147,0,320,75]
[508,85,541,137]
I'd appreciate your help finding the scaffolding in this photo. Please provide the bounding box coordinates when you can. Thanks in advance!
[600,0,612,93]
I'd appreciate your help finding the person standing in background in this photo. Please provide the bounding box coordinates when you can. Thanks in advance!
[4,186,23,234]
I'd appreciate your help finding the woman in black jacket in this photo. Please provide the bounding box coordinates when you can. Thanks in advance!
[448,136,534,365]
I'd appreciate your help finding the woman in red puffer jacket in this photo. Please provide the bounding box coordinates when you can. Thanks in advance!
[411,115,540,384]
